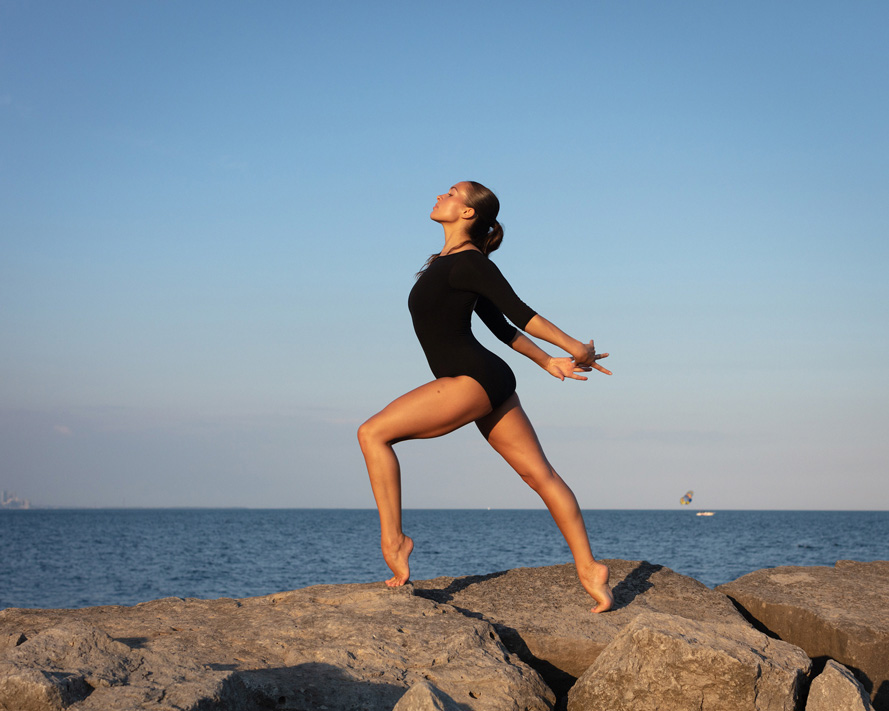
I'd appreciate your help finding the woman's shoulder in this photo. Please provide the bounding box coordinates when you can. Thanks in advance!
[446,247,483,258]
[457,249,504,271]
[448,249,507,288]
[451,248,494,264]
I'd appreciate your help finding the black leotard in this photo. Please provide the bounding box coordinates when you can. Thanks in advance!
[408,250,537,409]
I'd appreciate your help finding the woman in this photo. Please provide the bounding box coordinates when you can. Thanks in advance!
[357,181,613,612]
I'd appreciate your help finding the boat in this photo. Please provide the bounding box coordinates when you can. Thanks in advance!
[696,511,715,517]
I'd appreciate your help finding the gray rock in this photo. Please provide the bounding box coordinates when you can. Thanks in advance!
[414,560,747,696]
[0,620,251,711]
[807,660,875,711]
[0,622,134,711]
[4,622,137,685]
[0,583,554,711]
[718,560,889,710]
[566,610,812,711]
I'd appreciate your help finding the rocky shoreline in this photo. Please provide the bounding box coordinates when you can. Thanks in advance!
[1,560,885,711]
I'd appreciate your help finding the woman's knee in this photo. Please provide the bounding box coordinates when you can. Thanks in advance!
[519,465,559,492]
[357,417,381,452]
[358,413,398,452]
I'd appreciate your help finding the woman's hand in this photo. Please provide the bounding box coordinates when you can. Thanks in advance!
[545,356,593,381]
[573,340,612,376]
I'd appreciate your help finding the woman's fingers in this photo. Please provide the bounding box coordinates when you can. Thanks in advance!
[592,361,612,376]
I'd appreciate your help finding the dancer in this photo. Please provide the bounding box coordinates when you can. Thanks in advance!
[357,181,613,612]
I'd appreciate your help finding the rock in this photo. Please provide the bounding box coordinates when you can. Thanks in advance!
[718,560,889,710]
[0,620,253,711]
[0,583,554,711]
[9,559,885,711]
[0,622,134,711]
[807,660,875,711]
[393,680,462,711]
[566,610,812,711]
[414,561,747,696]
[0,663,93,711]
[0,633,25,651]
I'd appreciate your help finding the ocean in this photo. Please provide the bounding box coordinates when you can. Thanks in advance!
[1,509,887,610]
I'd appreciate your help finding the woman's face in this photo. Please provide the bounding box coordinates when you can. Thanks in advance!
[430,182,473,224]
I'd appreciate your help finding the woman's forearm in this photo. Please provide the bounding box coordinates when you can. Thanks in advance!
[509,332,552,368]
[523,315,585,360]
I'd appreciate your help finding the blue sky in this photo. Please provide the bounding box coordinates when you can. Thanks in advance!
[2,1,887,510]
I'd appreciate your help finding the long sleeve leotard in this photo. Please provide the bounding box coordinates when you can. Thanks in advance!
[408,250,537,409]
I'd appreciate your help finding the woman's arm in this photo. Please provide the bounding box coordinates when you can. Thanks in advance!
[522,315,612,375]
[508,332,601,380]
[452,255,611,375]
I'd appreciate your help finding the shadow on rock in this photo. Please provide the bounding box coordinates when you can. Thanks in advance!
[114,636,150,649]
[238,662,431,711]
[876,679,889,711]
[610,561,663,610]
[413,570,509,606]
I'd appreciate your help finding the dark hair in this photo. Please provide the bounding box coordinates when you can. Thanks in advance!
[463,181,504,255]
[417,180,504,277]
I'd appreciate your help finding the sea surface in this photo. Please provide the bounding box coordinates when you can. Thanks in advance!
[1,509,887,610]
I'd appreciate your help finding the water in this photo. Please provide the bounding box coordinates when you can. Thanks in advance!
[1,509,887,610]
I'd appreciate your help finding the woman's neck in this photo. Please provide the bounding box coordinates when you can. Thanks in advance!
[440,225,477,256]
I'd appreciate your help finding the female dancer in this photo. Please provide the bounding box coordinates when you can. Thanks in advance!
[357,181,613,612]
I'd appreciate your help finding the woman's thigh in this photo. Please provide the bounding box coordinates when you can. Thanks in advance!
[365,376,493,444]
[475,394,552,476]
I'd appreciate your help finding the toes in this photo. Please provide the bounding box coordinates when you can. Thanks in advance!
[590,597,613,614]
[589,587,614,613]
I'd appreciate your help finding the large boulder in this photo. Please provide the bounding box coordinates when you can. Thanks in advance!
[566,610,812,711]
[413,561,747,696]
[807,660,875,711]
[718,560,889,710]
[0,620,251,711]
[0,583,554,711]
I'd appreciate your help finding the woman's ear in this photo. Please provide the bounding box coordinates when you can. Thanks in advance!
[460,206,476,220]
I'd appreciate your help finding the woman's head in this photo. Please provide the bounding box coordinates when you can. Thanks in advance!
[431,181,504,255]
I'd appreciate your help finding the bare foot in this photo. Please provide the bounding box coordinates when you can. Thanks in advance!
[382,535,414,587]
[577,559,613,613]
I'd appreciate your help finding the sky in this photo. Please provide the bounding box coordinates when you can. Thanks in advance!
[1,1,887,510]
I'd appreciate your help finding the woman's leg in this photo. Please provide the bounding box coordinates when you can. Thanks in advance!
[475,393,613,612]
[358,376,492,586]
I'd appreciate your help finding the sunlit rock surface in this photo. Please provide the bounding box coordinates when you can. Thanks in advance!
[566,610,810,711]
[0,583,553,711]
[414,560,745,696]
[718,560,889,710]
[2,559,886,711]
[806,660,875,711]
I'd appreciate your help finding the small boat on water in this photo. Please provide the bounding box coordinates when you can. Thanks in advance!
[679,489,715,516]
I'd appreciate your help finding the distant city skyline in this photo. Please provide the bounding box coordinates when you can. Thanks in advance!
[2,2,887,510]
[0,490,31,510]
